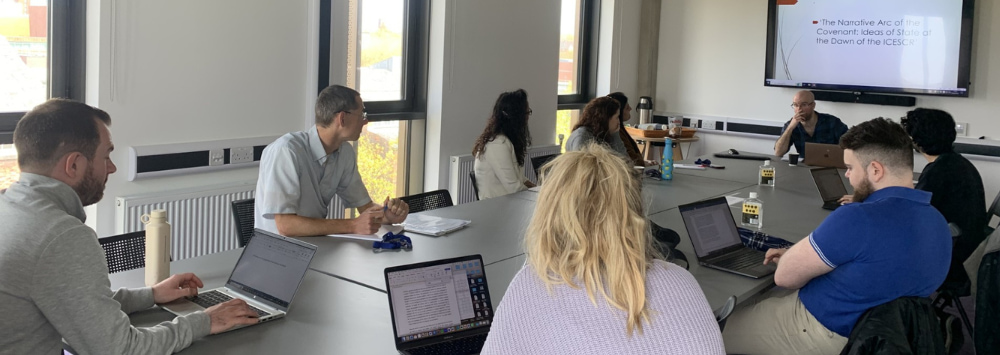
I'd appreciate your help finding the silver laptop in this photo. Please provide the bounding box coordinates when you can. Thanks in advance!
[803,142,847,168]
[679,197,776,279]
[161,229,317,331]
[385,255,493,355]
[810,167,849,210]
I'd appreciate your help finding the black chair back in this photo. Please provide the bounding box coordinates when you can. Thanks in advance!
[469,171,480,201]
[231,198,255,247]
[399,190,454,214]
[99,231,146,273]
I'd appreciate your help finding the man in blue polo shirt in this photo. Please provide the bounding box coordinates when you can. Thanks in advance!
[724,117,951,354]
[774,90,849,158]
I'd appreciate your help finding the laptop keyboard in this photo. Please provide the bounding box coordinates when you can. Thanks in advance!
[407,333,487,355]
[189,290,271,317]
[713,249,766,271]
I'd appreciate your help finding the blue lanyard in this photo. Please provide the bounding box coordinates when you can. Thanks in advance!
[373,231,412,252]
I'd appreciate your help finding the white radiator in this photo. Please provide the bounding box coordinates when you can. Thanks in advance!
[115,182,256,260]
[449,144,561,204]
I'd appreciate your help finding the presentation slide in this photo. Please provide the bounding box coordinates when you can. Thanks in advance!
[768,0,965,93]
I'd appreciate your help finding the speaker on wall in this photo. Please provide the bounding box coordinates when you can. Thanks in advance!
[811,90,916,107]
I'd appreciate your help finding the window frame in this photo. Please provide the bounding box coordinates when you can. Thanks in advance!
[318,0,429,122]
[0,0,87,144]
[557,0,599,110]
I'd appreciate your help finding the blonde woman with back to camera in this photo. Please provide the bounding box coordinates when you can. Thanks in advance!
[481,144,725,355]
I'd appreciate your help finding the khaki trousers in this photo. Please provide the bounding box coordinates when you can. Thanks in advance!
[722,288,848,355]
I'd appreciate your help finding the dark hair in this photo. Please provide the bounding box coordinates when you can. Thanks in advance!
[472,89,532,166]
[606,92,640,152]
[574,96,620,143]
[315,85,361,127]
[901,108,956,155]
[839,117,913,174]
[14,98,111,171]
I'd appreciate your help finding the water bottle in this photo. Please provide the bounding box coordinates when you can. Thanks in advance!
[660,138,674,180]
[741,192,763,229]
[759,160,775,187]
[142,209,171,286]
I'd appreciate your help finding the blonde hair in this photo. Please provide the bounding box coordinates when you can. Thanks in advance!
[525,143,659,336]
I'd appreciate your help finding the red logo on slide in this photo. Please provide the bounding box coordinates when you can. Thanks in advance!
[812,20,818,24]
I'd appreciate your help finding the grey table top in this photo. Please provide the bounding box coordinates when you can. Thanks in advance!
[674,153,813,185]
[303,194,534,292]
[111,249,398,355]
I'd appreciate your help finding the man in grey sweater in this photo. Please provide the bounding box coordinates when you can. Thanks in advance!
[0,99,259,355]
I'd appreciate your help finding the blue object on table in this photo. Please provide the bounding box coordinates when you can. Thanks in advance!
[660,138,674,180]
[737,227,793,252]
[373,231,412,252]
[695,158,712,166]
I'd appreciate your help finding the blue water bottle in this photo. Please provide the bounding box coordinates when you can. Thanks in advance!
[660,138,674,180]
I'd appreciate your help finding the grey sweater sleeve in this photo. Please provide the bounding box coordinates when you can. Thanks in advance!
[30,225,211,355]
[566,127,629,159]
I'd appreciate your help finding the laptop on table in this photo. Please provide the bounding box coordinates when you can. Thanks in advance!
[810,167,849,210]
[161,229,317,331]
[803,142,847,168]
[678,197,777,279]
[385,255,494,355]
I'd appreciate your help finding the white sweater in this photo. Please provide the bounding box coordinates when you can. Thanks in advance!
[474,134,529,199]
[482,260,726,355]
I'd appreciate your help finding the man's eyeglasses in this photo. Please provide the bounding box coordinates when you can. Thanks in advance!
[345,109,368,121]
[527,109,533,116]
[790,102,815,108]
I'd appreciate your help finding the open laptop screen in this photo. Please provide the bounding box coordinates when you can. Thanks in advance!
[811,168,848,201]
[387,257,492,343]
[679,197,743,258]
[227,230,316,309]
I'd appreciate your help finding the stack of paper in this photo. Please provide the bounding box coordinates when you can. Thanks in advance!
[401,214,471,236]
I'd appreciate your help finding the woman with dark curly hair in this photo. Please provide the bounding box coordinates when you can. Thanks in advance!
[607,92,658,167]
[565,96,628,158]
[903,108,987,287]
[472,89,535,199]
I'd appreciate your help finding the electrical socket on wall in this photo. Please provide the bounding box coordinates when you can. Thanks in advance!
[956,122,968,136]
[699,119,717,130]
[230,147,254,164]
[209,149,225,166]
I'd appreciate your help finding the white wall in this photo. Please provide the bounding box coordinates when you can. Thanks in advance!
[88,0,317,236]
[424,0,561,190]
[655,0,1000,200]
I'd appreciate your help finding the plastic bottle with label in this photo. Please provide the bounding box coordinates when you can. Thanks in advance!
[142,209,171,286]
[759,160,775,187]
[741,192,764,230]
[660,138,674,180]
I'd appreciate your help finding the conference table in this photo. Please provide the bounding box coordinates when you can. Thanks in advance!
[110,151,850,353]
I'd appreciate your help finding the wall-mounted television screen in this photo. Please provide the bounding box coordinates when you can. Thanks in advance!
[764,0,975,97]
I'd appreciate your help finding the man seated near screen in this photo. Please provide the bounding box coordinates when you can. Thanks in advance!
[254,85,409,237]
[724,117,952,355]
[773,90,849,158]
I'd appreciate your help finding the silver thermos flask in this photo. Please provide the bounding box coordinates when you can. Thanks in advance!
[637,96,653,125]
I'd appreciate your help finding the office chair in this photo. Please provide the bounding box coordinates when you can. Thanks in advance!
[399,190,454,214]
[99,231,147,273]
[530,154,559,183]
[231,198,255,247]
[985,191,1000,236]
[933,223,974,342]
[469,171,480,201]
[715,295,737,332]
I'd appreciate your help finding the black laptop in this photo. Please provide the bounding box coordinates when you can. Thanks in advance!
[678,197,777,278]
[810,167,849,210]
[385,255,494,355]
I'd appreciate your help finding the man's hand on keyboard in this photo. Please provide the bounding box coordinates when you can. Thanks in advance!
[152,273,205,304]
[764,248,788,266]
[207,299,260,334]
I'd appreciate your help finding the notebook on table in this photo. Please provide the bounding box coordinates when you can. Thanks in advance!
[160,229,317,332]
[810,167,849,210]
[678,197,777,279]
[803,142,847,168]
[385,255,494,355]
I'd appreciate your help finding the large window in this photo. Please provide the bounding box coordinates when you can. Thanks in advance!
[0,0,85,189]
[556,0,597,146]
[321,0,427,206]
